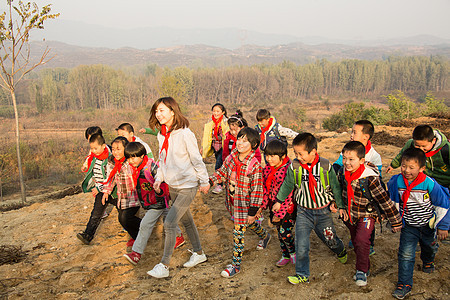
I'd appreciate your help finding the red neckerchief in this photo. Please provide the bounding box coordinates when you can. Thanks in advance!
[260,118,273,145]
[84,146,109,172]
[130,156,149,187]
[231,152,248,178]
[365,140,372,154]
[212,115,223,140]
[101,156,125,185]
[266,156,290,190]
[132,136,136,142]
[299,153,320,205]
[160,125,171,163]
[344,164,366,223]
[425,146,442,157]
[229,133,237,143]
[401,172,426,217]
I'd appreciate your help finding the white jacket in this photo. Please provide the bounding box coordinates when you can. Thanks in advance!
[156,127,209,189]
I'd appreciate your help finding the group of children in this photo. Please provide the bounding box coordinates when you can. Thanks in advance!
[77,100,449,299]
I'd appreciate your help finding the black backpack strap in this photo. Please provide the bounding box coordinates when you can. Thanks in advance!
[441,144,449,167]
[359,178,384,232]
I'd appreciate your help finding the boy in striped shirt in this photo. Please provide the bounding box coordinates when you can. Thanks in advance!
[388,148,449,299]
[276,133,347,285]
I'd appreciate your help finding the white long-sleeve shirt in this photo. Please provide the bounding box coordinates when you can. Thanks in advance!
[156,127,209,189]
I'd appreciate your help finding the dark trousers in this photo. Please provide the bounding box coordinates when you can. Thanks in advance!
[345,217,375,273]
[84,192,116,238]
[117,206,141,240]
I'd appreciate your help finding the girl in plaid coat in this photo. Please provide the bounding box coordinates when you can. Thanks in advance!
[209,127,271,278]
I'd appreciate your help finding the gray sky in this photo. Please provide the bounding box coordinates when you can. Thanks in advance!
[6,0,450,40]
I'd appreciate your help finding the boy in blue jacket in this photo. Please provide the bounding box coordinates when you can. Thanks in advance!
[388,147,449,299]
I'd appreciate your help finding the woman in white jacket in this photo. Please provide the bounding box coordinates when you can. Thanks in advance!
[147,97,210,278]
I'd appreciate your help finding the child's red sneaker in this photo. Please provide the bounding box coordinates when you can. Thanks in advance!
[174,234,185,249]
[123,251,141,266]
[126,238,135,252]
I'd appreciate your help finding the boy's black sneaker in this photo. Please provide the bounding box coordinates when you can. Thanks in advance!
[77,232,93,245]
[422,261,435,273]
[392,284,412,299]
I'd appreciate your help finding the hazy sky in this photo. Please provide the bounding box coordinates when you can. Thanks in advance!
[6,0,450,40]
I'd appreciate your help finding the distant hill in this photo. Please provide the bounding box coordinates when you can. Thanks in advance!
[30,40,450,69]
[32,20,450,50]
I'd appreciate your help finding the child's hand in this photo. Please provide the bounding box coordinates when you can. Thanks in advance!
[386,166,393,174]
[199,184,210,194]
[92,189,98,197]
[139,128,146,133]
[272,202,281,212]
[247,215,256,224]
[339,209,348,222]
[255,207,263,218]
[329,202,337,213]
[437,229,448,241]
[154,186,161,194]
[391,225,402,233]
[101,193,109,205]
[81,165,87,172]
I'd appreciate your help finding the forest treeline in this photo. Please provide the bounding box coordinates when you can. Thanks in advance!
[0,55,448,114]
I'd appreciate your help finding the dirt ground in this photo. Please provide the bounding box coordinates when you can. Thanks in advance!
[1,122,449,300]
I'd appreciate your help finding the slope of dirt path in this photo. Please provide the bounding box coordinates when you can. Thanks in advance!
[1,129,449,299]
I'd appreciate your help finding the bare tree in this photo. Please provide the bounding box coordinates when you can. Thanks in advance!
[0,0,59,203]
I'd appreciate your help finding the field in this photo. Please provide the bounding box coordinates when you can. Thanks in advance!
[0,109,449,299]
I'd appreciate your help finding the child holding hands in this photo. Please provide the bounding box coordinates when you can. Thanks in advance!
[261,139,296,267]
[209,127,271,278]
[337,141,402,287]
[388,148,449,299]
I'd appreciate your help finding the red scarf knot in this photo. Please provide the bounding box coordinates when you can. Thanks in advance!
[425,146,442,158]
[160,125,171,163]
[102,156,126,185]
[130,156,149,187]
[259,117,273,145]
[344,164,366,223]
[212,115,223,140]
[401,172,426,217]
[84,146,110,172]
[299,153,320,205]
[266,156,290,190]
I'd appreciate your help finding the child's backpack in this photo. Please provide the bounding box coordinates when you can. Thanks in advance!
[136,169,167,210]
[336,166,386,231]
[291,157,331,191]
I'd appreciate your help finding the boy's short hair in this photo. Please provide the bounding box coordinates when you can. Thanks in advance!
[111,136,129,148]
[412,125,434,142]
[89,133,105,145]
[85,126,102,140]
[342,141,365,159]
[355,120,374,139]
[116,123,134,133]
[256,109,271,121]
[264,139,287,158]
[237,127,260,150]
[125,142,147,158]
[292,132,317,153]
[401,147,426,168]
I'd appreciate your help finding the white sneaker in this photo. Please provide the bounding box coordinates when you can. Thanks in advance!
[147,263,169,278]
[183,250,207,268]
[212,185,223,194]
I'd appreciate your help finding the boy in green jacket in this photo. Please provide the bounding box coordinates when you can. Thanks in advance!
[386,125,450,188]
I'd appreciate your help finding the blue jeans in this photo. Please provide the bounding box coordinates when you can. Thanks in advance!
[398,223,438,287]
[295,206,345,277]
[214,148,223,171]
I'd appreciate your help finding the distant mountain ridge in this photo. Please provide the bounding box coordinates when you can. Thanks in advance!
[32,20,450,50]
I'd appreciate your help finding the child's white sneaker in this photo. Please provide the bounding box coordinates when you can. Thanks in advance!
[147,263,169,278]
[183,250,207,268]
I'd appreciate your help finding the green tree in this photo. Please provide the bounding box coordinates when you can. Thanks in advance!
[0,0,59,203]
[384,90,417,120]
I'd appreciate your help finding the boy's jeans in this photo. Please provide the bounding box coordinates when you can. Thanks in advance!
[85,192,116,237]
[398,223,438,287]
[345,217,375,273]
[295,206,345,277]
